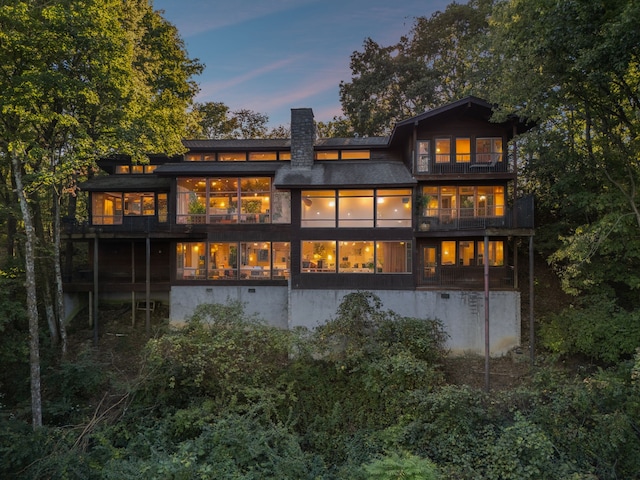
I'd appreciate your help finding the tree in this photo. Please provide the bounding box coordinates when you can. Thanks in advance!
[189,101,284,139]
[489,0,640,299]
[0,0,201,428]
[339,0,494,136]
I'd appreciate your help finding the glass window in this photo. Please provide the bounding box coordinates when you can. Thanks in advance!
[219,152,246,161]
[203,154,216,161]
[239,242,271,279]
[458,241,475,266]
[377,241,411,273]
[376,189,412,227]
[421,187,439,217]
[131,165,144,174]
[177,178,207,224]
[185,153,202,161]
[249,152,277,161]
[301,241,336,272]
[144,165,157,174]
[416,140,430,172]
[341,150,370,159]
[459,186,475,218]
[338,241,374,273]
[91,192,122,225]
[272,242,290,278]
[240,178,271,223]
[115,165,130,174]
[177,242,206,279]
[208,243,237,279]
[157,193,168,223]
[456,138,471,163]
[208,178,238,223]
[435,138,451,163]
[279,151,291,160]
[315,151,339,160]
[338,190,374,227]
[301,190,336,227]
[124,193,155,216]
[441,241,456,265]
[477,241,504,266]
[476,138,503,163]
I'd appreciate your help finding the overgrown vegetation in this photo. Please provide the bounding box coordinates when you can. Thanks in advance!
[1,294,639,479]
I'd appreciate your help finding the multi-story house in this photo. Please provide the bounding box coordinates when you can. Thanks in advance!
[64,96,534,355]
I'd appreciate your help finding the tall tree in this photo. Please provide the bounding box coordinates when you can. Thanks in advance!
[339,0,494,136]
[0,0,202,428]
[488,0,640,299]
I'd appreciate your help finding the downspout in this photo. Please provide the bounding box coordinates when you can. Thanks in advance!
[484,234,490,392]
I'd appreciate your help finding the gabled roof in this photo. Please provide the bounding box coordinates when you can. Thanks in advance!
[389,96,533,147]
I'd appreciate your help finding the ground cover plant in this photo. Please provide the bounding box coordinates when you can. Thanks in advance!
[0,293,639,479]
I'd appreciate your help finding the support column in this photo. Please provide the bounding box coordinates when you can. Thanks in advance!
[146,236,151,336]
[484,234,490,392]
[93,237,99,346]
[529,236,535,363]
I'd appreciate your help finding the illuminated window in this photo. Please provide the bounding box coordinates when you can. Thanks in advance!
[157,193,168,223]
[456,138,471,163]
[302,240,411,274]
[301,190,336,227]
[476,138,503,163]
[131,165,144,174]
[249,152,277,161]
[208,243,237,279]
[477,241,504,266]
[240,178,271,223]
[176,178,207,224]
[315,151,339,160]
[177,242,206,279]
[279,151,291,160]
[185,153,202,161]
[441,241,456,265]
[91,192,122,225]
[301,241,336,272]
[435,138,451,163]
[115,165,130,174]
[458,241,475,266]
[124,193,155,216]
[376,189,412,227]
[219,152,246,161]
[341,150,370,159]
[203,153,216,161]
[339,190,374,227]
[144,165,157,173]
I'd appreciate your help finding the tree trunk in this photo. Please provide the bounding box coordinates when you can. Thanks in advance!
[11,151,42,429]
[53,186,68,354]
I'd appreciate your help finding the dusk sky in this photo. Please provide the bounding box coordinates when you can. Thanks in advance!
[153,0,450,127]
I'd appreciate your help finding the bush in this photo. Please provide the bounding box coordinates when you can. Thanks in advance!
[540,295,640,362]
[363,451,441,480]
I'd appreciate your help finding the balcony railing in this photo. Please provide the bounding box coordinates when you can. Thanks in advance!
[417,196,534,232]
[421,265,514,288]
[418,153,510,175]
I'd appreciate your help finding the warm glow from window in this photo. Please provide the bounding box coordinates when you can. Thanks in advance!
[219,152,246,161]
[456,138,471,163]
[249,152,277,161]
[341,150,370,159]
[315,151,339,160]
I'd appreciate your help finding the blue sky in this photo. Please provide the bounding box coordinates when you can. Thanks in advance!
[153,0,450,127]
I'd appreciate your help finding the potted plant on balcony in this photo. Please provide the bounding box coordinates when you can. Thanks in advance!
[416,194,433,231]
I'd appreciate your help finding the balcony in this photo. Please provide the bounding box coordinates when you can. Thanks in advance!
[416,195,534,232]
[420,265,515,289]
[416,153,511,175]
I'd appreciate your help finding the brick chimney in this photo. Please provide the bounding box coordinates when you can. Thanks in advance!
[290,108,315,169]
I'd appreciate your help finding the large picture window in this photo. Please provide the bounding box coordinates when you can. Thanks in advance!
[438,240,504,267]
[302,189,411,228]
[302,240,411,274]
[177,241,290,280]
[92,191,159,225]
[421,185,505,220]
[177,177,278,224]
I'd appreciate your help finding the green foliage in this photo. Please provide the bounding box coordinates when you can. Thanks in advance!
[140,300,294,408]
[540,295,640,362]
[363,451,441,480]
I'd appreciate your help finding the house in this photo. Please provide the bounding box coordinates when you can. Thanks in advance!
[63,96,534,355]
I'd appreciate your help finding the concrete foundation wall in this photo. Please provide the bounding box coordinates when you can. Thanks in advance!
[168,286,520,356]
[170,285,289,329]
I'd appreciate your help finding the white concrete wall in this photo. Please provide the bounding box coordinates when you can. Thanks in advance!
[169,286,520,356]
[170,285,289,329]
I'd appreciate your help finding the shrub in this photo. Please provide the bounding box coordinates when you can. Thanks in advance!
[540,295,640,362]
[363,451,441,480]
